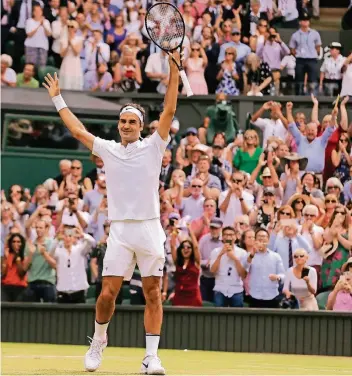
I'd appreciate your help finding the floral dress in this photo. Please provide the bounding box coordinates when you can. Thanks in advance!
[216,63,239,96]
[333,153,350,185]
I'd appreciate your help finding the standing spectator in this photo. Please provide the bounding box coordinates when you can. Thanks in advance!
[1,234,27,302]
[242,0,268,43]
[161,169,185,207]
[1,54,16,87]
[184,43,208,95]
[331,132,352,185]
[159,150,174,192]
[170,226,202,307]
[341,53,352,97]
[233,129,262,175]
[274,0,299,28]
[219,171,254,227]
[106,15,127,52]
[251,101,288,148]
[198,218,223,302]
[44,0,60,24]
[145,50,170,94]
[16,63,39,88]
[245,229,285,308]
[250,187,278,229]
[216,46,240,96]
[210,226,247,307]
[24,4,52,69]
[280,52,296,95]
[1,203,15,243]
[56,192,90,230]
[51,6,69,68]
[190,198,217,241]
[60,20,84,90]
[178,178,205,221]
[91,195,108,241]
[84,155,105,190]
[319,43,346,97]
[244,53,273,96]
[326,273,352,311]
[289,13,322,95]
[84,29,110,74]
[83,173,106,215]
[285,102,336,175]
[54,159,72,187]
[269,219,312,270]
[53,226,96,303]
[283,248,318,310]
[84,61,113,91]
[22,220,56,302]
[256,28,290,95]
[201,26,220,94]
[343,167,352,204]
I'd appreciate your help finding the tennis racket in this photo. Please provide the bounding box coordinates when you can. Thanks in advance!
[145,2,193,97]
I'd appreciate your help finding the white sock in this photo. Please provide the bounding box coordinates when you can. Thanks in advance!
[146,333,160,357]
[93,321,109,341]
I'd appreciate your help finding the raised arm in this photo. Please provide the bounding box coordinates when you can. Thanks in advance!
[43,73,95,151]
[311,94,319,124]
[340,96,349,131]
[158,52,180,141]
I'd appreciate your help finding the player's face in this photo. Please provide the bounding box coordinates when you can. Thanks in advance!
[118,113,142,144]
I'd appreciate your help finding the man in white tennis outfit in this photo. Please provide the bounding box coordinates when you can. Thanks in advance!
[43,52,181,375]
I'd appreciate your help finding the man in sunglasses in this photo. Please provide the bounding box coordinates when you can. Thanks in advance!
[219,171,254,226]
[178,178,205,221]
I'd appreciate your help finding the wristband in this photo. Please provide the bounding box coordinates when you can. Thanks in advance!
[52,94,67,112]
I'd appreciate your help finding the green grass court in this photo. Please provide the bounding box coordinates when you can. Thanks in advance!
[2,343,351,376]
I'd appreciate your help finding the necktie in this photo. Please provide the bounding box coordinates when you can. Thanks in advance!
[288,239,293,268]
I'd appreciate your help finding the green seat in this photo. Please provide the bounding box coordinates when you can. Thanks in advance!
[47,55,56,67]
[202,301,215,307]
[316,291,330,310]
[86,297,96,304]
[5,40,15,58]
[121,284,131,300]
[87,285,96,300]
[121,299,131,305]
[38,66,58,84]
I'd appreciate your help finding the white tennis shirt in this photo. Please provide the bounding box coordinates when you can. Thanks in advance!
[93,131,170,221]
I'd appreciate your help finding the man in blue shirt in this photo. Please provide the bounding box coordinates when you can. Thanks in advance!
[289,13,322,95]
[244,229,285,308]
[218,28,251,66]
[285,102,336,174]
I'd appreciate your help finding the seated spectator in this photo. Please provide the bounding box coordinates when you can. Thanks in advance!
[53,226,96,303]
[84,61,113,91]
[211,141,232,190]
[118,32,143,58]
[106,15,127,52]
[170,225,202,306]
[113,46,142,92]
[1,54,16,87]
[331,132,352,185]
[325,177,344,204]
[60,20,84,90]
[84,155,105,190]
[219,171,253,227]
[343,166,352,204]
[22,220,56,302]
[250,186,277,229]
[216,46,240,96]
[245,229,285,308]
[83,173,107,215]
[91,195,108,241]
[159,150,174,191]
[1,203,16,243]
[161,169,186,207]
[178,178,205,221]
[244,53,273,96]
[283,248,318,310]
[280,52,296,95]
[16,63,39,88]
[287,193,309,225]
[179,142,205,175]
[145,50,170,94]
[1,234,27,302]
[54,159,72,187]
[256,28,290,95]
[184,43,208,95]
[24,4,52,68]
[58,160,88,199]
[341,53,352,97]
[210,226,247,307]
[326,272,352,311]
[190,198,217,240]
[51,6,69,68]
[233,129,262,175]
[198,218,223,302]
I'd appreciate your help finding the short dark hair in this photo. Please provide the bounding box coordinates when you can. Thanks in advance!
[120,102,146,124]
[222,226,235,234]
[255,228,269,238]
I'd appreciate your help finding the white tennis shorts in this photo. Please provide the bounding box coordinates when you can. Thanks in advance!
[102,218,166,280]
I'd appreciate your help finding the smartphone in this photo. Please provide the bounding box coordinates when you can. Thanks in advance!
[301,268,310,278]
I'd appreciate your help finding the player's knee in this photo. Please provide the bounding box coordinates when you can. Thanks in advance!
[144,284,161,306]
[99,285,118,303]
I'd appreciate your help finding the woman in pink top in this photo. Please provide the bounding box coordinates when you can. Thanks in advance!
[326,271,352,312]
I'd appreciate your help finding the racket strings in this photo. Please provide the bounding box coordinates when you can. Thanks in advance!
[145,5,184,51]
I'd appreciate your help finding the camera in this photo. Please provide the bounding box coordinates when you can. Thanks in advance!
[302,185,310,195]
[169,219,175,226]
[68,198,74,205]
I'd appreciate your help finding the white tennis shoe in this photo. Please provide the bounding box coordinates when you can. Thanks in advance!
[140,355,166,375]
[84,336,107,372]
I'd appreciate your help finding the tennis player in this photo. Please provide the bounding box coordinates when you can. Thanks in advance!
[43,51,181,375]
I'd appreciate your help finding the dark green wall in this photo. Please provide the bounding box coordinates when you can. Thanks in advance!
[2,304,351,356]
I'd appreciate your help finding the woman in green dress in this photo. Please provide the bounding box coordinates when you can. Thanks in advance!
[321,205,352,292]
[233,129,262,175]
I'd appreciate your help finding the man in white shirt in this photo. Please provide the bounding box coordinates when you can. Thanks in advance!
[43,50,181,375]
[51,6,69,68]
[145,50,170,94]
[251,101,288,148]
[210,226,247,307]
[219,171,254,227]
[178,178,205,220]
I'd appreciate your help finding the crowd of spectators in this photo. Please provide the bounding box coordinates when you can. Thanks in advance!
[1,0,352,97]
[1,92,352,312]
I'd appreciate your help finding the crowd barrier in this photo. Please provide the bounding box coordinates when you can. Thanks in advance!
[1,303,351,357]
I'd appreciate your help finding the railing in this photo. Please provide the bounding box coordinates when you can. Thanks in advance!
[1,303,351,356]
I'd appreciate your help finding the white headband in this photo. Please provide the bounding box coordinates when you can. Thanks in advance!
[120,106,144,124]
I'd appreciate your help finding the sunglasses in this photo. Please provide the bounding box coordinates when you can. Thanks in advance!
[280,211,291,216]
[191,185,202,188]
[263,176,271,179]
[68,25,74,28]
[245,135,255,139]
[295,199,304,204]
[238,222,248,226]
[304,213,316,218]
[294,254,305,259]
[12,240,21,243]
[232,179,243,184]
[325,199,337,203]
[225,52,234,55]
[231,32,240,36]
[328,185,340,189]
[71,166,81,170]
[259,24,268,27]
[335,210,346,215]
[139,12,146,15]
[186,132,196,136]
[192,48,200,51]
[204,204,215,208]
[183,245,192,250]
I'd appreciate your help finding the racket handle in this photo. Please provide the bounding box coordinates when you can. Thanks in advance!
[179,69,193,97]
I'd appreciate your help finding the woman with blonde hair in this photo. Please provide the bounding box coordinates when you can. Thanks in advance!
[233,129,262,175]
[184,42,208,95]
[161,169,186,207]
[283,248,319,310]
[216,46,240,95]
[59,20,83,90]
[1,54,16,87]
[331,132,352,185]
[244,53,273,96]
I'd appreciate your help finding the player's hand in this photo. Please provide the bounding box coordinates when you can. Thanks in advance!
[168,49,183,70]
[43,72,60,98]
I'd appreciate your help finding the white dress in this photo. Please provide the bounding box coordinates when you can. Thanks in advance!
[341,63,352,97]
[59,36,83,90]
